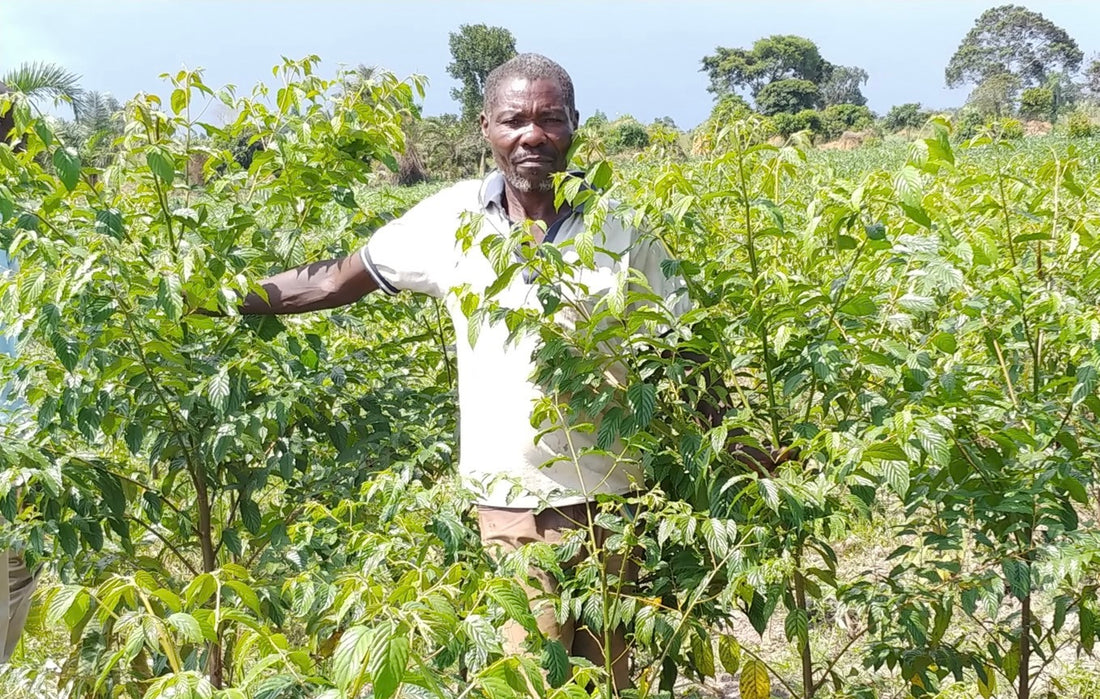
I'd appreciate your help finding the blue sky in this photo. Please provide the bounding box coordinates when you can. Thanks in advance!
[2,1,1098,128]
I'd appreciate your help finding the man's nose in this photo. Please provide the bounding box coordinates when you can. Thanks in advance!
[518,122,547,146]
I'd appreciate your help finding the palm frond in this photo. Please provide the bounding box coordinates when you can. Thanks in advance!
[1,61,83,114]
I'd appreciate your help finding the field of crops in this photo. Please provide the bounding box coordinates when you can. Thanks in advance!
[4,63,1100,699]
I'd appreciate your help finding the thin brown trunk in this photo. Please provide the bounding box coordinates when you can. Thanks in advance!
[1018,591,1030,699]
[794,560,814,698]
[192,465,223,687]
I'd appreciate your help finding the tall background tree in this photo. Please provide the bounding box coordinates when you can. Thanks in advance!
[446,23,517,123]
[0,61,83,117]
[820,65,868,107]
[701,35,868,116]
[1083,54,1100,101]
[945,5,1082,116]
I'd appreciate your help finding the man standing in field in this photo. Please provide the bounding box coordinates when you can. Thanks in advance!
[239,54,685,690]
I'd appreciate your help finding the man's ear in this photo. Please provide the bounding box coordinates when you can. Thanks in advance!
[571,109,580,130]
[479,111,489,139]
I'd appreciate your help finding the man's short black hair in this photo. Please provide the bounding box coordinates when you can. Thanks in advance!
[482,53,576,117]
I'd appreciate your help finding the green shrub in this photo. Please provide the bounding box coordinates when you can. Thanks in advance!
[772,109,823,137]
[883,102,929,131]
[1019,87,1054,121]
[606,118,650,152]
[821,103,874,139]
[997,117,1024,140]
[1068,109,1094,138]
[952,108,985,141]
[756,78,821,116]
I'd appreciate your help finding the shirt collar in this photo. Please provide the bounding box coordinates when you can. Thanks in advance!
[478,169,589,214]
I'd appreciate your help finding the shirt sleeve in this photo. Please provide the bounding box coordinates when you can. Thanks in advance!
[359,186,468,298]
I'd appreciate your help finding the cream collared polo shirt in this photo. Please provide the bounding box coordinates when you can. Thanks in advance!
[360,172,688,508]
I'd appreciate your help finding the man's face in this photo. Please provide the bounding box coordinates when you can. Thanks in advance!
[480,77,577,193]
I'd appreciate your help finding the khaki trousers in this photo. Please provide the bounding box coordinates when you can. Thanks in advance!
[0,548,37,664]
[476,503,636,692]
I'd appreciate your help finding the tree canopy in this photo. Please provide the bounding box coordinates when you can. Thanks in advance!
[446,23,517,122]
[702,35,867,115]
[820,65,868,107]
[945,5,1083,90]
[702,35,828,99]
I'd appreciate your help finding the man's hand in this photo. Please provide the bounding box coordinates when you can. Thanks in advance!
[727,432,799,476]
[186,252,379,317]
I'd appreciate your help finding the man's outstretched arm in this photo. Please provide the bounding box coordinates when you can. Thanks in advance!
[240,252,378,315]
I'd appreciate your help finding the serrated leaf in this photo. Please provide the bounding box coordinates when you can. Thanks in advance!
[1002,558,1030,601]
[207,367,230,413]
[894,165,923,207]
[864,442,908,462]
[626,382,656,428]
[739,659,771,699]
[784,607,809,646]
[541,639,569,688]
[167,612,203,643]
[53,147,81,191]
[146,149,175,185]
[882,459,910,497]
[574,228,595,266]
[332,625,370,689]
[691,633,715,678]
[977,664,996,699]
[368,624,409,699]
[487,579,536,633]
[170,88,187,115]
[718,634,740,675]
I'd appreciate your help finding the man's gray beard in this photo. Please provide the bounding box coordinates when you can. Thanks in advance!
[503,170,553,193]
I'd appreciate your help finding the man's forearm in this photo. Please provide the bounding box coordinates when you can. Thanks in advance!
[240,255,377,315]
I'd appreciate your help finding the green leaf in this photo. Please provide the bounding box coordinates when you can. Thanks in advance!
[47,585,85,626]
[124,422,144,455]
[1002,558,1030,601]
[240,497,261,535]
[487,580,536,633]
[894,165,923,207]
[332,625,370,689]
[1072,365,1097,405]
[146,149,175,185]
[52,147,81,191]
[839,294,877,317]
[882,459,910,498]
[784,607,809,646]
[207,367,230,414]
[167,612,203,643]
[690,633,715,678]
[739,659,771,699]
[541,639,569,688]
[1081,604,1096,654]
[368,624,409,699]
[627,382,656,428]
[977,665,996,699]
[157,275,183,320]
[224,579,260,614]
[170,88,187,115]
[932,332,957,353]
[50,332,79,371]
[574,228,594,266]
[864,442,908,462]
[718,634,740,675]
